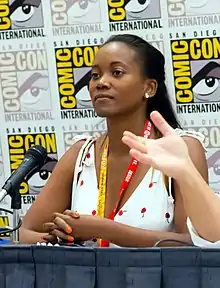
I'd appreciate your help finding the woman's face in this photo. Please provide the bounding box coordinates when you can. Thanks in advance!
[89,42,147,118]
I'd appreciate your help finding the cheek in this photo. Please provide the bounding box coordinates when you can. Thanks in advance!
[118,81,144,99]
[88,82,95,99]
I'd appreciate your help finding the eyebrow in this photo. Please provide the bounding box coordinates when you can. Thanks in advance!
[192,62,220,87]
[66,0,84,10]
[75,70,91,94]
[207,150,220,168]
[10,0,41,14]
[92,61,129,69]
[41,158,57,172]
[18,72,47,97]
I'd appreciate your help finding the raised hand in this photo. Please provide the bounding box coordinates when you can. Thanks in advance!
[122,111,193,179]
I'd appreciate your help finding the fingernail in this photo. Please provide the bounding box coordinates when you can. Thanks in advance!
[66,227,72,234]
[40,236,45,242]
[74,212,80,218]
[67,236,74,242]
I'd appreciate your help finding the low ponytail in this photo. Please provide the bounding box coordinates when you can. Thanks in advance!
[147,82,181,129]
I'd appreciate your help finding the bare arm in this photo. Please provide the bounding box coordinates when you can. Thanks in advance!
[19,141,84,244]
[96,217,191,247]
[176,139,220,242]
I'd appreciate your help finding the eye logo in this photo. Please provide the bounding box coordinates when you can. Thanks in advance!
[55,44,99,119]
[192,62,220,103]
[0,0,43,30]
[125,0,151,13]
[67,0,98,18]
[75,70,93,109]
[208,150,220,194]
[0,47,52,122]
[107,0,162,31]
[186,0,208,8]
[50,0,103,34]
[171,37,220,114]
[19,72,50,112]
[167,0,220,28]
[27,157,58,194]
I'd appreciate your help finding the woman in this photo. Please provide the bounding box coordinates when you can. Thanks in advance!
[123,111,220,247]
[19,34,208,247]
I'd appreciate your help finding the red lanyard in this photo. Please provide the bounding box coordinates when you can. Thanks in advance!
[99,120,153,247]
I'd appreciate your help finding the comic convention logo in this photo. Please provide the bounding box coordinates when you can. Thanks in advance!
[0,141,4,190]
[0,216,10,237]
[0,0,45,40]
[143,33,164,54]
[185,123,220,195]
[50,0,103,36]
[0,141,8,206]
[63,118,106,150]
[167,0,220,28]
[7,127,58,208]
[0,43,53,122]
[54,38,104,120]
[171,34,220,114]
[107,0,162,32]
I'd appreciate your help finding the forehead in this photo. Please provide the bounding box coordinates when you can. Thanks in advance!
[94,42,138,66]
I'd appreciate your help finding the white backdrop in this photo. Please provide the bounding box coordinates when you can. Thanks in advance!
[0,0,219,234]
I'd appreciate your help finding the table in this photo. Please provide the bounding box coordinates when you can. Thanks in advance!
[0,245,220,287]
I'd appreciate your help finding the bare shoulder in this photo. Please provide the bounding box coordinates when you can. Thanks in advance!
[50,139,86,174]
[21,138,89,231]
[182,136,208,181]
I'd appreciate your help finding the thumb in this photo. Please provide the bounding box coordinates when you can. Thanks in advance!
[150,111,176,137]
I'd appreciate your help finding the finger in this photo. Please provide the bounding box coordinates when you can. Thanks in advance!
[43,222,57,232]
[122,135,148,153]
[50,229,74,242]
[123,131,138,140]
[129,149,156,167]
[53,216,73,234]
[53,212,70,223]
[54,212,69,220]
[64,210,80,219]
[150,111,176,137]
[43,234,58,244]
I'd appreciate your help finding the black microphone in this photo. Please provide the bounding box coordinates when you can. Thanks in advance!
[0,145,47,202]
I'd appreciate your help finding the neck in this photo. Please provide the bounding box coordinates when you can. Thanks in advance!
[106,110,148,157]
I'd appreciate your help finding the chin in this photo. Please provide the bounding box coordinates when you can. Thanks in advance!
[94,109,112,118]
[93,103,112,117]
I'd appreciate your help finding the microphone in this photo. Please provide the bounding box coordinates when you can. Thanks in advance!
[0,145,47,203]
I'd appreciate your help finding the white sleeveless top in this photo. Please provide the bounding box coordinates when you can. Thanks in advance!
[71,129,205,247]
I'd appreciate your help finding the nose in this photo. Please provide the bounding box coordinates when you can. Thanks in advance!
[96,76,111,89]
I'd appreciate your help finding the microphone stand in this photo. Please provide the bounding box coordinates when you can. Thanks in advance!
[11,187,21,244]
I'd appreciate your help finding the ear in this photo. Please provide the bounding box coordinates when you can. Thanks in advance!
[144,79,158,98]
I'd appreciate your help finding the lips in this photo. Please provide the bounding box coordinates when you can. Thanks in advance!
[94,94,114,101]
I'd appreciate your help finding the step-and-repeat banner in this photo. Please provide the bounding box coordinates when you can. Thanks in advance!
[0,0,219,234]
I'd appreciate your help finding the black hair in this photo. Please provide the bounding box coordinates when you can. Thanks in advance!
[103,34,181,129]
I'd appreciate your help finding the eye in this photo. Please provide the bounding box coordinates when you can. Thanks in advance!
[112,70,124,77]
[39,170,50,180]
[27,170,52,187]
[213,164,220,176]
[11,5,35,22]
[79,0,89,9]
[30,87,40,97]
[91,72,100,80]
[193,77,219,95]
